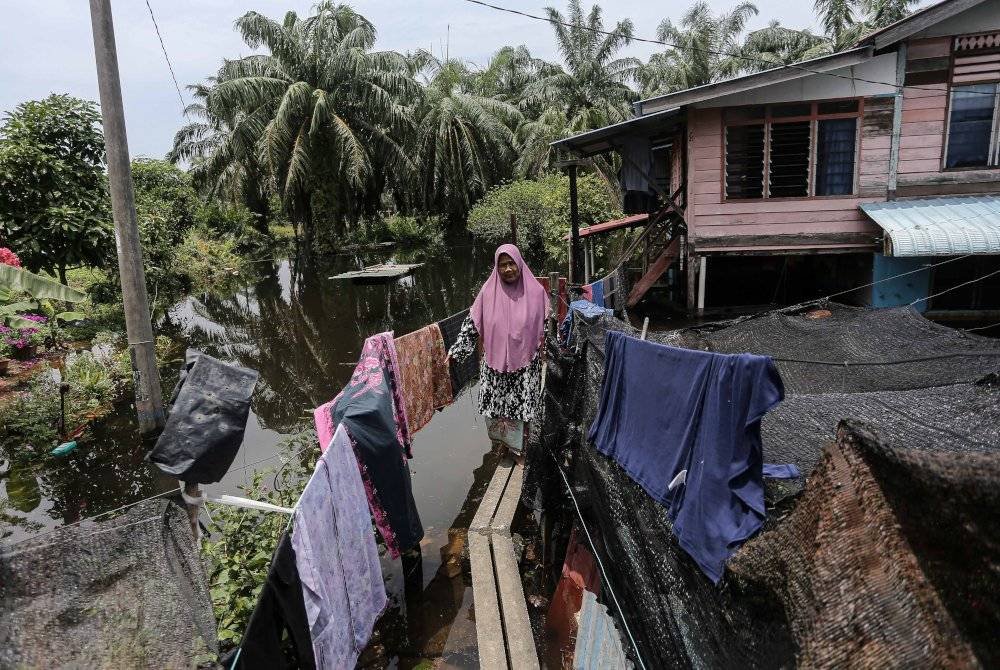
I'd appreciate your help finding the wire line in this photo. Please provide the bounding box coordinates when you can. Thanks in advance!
[462,0,1000,97]
[144,0,186,112]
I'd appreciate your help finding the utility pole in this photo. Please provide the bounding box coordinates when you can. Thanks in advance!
[89,0,165,434]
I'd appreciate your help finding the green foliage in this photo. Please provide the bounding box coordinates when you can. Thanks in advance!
[412,52,522,219]
[346,215,444,247]
[202,431,319,648]
[468,172,621,264]
[0,95,113,281]
[176,227,247,291]
[128,158,201,298]
[0,332,176,464]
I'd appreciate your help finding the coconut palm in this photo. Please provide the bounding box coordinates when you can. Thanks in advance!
[411,51,522,219]
[525,1,640,131]
[640,2,759,96]
[814,0,919,51]
[203,2,417,243]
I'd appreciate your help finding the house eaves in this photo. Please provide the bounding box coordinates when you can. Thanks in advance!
[858,0,989,51]
[636,46,873,115]
[549,107,682,157]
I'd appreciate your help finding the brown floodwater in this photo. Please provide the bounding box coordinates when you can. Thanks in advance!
[0,239,534,667]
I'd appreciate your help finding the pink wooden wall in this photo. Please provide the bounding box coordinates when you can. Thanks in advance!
[897,36,1000,196]
[684,105,886,253]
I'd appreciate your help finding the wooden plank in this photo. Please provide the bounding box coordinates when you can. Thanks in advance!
[695,231,880,248]
[872,4,979,50]
[490,462,525,535]
[470,458,513,533]
[491,533,540,670]
[901,107,946,123]
[695,197,872,216]
[905,37,952,60]
[468,533,507,670]
[626,238,681,308]
[329,263,423,281]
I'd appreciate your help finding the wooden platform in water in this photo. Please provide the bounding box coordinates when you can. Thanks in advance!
[469,457,539,670]
[328,263,423,283]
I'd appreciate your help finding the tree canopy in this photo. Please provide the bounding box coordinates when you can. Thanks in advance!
[0,95,112,283]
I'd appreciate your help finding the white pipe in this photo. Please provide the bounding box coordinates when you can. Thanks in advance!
[207,494,294,515]
[697,256,707,312]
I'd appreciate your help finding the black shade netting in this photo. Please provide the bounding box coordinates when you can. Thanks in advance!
[147,349,259,484]
[0,499,218,668]
[728,420,1000,668]
[523,307,1000,669]
[683,302,1000,394]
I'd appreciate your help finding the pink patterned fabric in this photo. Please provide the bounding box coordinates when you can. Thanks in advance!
[471,244,550,373]
[395,324,452,434]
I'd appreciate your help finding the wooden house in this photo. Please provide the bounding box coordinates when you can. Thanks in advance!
[555,0,1000,318]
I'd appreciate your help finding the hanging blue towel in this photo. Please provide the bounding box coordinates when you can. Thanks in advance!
[588,331,785,583]
[590,280,605,307]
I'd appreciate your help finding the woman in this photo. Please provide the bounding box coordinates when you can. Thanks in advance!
[448,244,550,462]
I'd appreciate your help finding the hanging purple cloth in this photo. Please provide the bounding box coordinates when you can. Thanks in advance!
[329,333,423,559]
[293,423,387,668]
[588,331,785,583]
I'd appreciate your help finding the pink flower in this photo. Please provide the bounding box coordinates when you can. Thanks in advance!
[0,247,21,268]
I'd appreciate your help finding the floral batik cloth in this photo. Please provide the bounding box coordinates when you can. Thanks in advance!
[318,332,423,559]
[487,416,525,455]
[394,324,453,434]
[447,315,542,423]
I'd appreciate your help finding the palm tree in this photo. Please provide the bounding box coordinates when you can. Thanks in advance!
[814,0,919,52]
[411,51,522,220]
[526,1,640,133]
[640,2,758,96]
[168,79,273,233]
[722,22,833,77]
[203,2,417,244]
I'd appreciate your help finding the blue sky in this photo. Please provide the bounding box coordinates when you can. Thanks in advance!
[0,1,830,158]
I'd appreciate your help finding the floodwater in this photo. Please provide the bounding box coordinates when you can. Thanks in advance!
[0,238,527,668]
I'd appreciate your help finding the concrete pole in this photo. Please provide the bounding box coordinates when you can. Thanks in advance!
[89,0,165,434]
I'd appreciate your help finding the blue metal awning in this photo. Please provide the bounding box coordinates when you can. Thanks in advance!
[860,196,1000,256]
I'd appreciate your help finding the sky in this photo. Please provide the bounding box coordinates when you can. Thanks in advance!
[0,0,829,158]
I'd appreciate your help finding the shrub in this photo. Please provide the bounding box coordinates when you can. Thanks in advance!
[468,172,621,266]
[176,227,246,292]
[202,430,318,649]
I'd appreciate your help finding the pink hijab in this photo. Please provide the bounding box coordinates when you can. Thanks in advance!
[472,244,550,372]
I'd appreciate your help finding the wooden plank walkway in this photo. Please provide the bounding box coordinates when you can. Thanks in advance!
[469,456,539,670]
[328,263,423,283]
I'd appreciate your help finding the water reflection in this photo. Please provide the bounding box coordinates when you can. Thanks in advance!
[1,238,525,666]
[171,244,490,431]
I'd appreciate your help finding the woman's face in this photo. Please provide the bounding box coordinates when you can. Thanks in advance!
[497,253,520,284]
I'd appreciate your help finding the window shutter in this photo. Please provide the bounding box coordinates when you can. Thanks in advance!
[953,33,1000,84]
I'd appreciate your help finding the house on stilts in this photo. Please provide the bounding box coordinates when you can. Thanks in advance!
[555,0,1000,321]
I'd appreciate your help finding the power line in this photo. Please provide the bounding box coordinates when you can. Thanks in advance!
[462,0,1000,97]
[910,266,1000,306]
[144,0,186,113]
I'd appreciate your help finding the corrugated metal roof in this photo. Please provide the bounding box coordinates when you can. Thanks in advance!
[860,196,1000,256]
[573,590,631,670]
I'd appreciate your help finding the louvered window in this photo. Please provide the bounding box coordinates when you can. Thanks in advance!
[945,33,1000,169]
[724,100,859,200]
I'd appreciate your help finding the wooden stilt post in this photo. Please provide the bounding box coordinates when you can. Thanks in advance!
[568,164,581,284]
[548,271,559,336]
[697,256,708,313]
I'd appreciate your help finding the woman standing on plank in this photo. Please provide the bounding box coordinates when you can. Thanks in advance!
[448,244,551,463]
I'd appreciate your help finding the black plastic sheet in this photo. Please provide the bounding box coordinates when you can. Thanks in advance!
[147,349,259,484]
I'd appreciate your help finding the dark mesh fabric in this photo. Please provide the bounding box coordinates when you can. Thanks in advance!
[0,500,217,668]
[684,302,1000,394]
[729,421,1000,669]
[525,306,1000,669]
